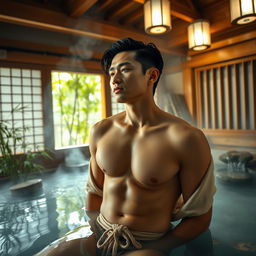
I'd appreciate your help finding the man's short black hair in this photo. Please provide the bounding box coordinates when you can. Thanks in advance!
[101,38,163,95]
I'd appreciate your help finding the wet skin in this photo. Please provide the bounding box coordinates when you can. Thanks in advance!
[36,51,212,256]
[86,51,212,255]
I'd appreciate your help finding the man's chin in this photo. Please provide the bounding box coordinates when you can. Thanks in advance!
[116,100,126,104]
[115,96,127,103]
[115,94,142,104]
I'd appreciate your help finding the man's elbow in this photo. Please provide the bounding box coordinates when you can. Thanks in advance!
[185,207,213,233]
[198,207,213,232]
[86,192,102,211]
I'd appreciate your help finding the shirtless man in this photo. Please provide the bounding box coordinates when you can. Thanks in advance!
[84,38,215,256]
[37,38,215,256]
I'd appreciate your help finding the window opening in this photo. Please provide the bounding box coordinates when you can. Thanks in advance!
[51,71,102,149]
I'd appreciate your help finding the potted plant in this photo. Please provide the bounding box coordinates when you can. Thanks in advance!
[0,105,51,195]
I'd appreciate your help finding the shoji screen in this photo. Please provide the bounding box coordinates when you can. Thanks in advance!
[195,56,256,130]
[0,65,45,153]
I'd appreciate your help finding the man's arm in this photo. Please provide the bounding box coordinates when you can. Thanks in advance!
[86,156,104,211]
[85,123,105,219]
[145,127,213,252]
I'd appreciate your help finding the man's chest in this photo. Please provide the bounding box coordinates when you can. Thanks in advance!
[95,128,180,185]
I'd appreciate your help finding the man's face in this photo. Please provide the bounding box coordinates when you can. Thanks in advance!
[109,51,150,103]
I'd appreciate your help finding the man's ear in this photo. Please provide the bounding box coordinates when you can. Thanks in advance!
[148,68,160,83]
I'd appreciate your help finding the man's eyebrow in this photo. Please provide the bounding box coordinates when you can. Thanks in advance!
[109,62,133,72]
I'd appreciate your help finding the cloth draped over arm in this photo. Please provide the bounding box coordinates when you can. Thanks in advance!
[85,162,103,197]
[172,157,216,221]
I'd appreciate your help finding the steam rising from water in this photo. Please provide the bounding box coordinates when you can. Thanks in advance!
[69,37,101,60]
[64,148,88,167]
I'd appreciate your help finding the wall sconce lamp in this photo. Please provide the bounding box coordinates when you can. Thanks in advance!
[230,0,256,24]
[188,19,211,51]
[144,0,171,34]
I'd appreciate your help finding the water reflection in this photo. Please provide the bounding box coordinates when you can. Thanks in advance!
[55,186,87,237]
[0,166,88,256]
[0,196,52,256]
[0,165,216,256]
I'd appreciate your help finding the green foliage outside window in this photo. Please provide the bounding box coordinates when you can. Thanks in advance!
[51,72,101,148]
[0,105,51,181]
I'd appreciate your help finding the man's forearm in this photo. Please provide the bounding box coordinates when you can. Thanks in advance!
[166,210,211,249]
[145,208,212,253]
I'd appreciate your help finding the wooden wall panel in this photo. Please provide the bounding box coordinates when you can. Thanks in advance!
[183,67,196,119]
[196,70,203,127]
[252,60,256,129]
[203,71,209,128]
[181,38,256,150]
[195,56,256,131]
[234,64,241,129]
[194,56,256,150]
[227,66,233,129]
[210,69,217,129]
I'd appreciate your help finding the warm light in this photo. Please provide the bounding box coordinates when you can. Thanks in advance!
[144,0,171,34]
[230,0,256,24]
[188,19,211,51]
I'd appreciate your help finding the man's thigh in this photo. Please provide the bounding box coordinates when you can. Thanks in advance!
[122,249,167,256]
[35,234,97,256]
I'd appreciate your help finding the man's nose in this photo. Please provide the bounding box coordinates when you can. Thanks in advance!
[112,71,122,84]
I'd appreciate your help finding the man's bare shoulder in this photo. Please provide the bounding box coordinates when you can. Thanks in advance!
[90,112,125,139]
[164,114,209,154]
[164,115,211,177]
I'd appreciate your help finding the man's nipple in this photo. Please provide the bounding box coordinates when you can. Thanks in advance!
[150,177,158,184]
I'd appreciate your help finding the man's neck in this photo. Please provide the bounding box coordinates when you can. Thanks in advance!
[124,95,161,128]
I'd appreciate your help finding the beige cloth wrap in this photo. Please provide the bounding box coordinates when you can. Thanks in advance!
[96,213,165,256]
[86,157,216,221]
[172,157,216,220]
[86,162,103,197]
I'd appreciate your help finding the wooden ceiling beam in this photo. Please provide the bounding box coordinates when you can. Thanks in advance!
[171,1,200,22]
[162,0,249,49]
[185,0,197,10]
[165,17,256,50]
[66,0,98,18]
[3,49,102,70]
[0,38,103,60]
[95,0,116,12]
[133,0,144,3]
[132,0,200,22]
[186,39,256,68]
[106,0,138,20]
[123,8,143,25]
[188,31,256,56]
[0,0,185,56]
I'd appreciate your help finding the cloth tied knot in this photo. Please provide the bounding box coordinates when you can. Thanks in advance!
[97,223,142,256]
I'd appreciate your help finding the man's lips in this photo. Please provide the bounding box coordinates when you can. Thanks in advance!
[113,87,123,94]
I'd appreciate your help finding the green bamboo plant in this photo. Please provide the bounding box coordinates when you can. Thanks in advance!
[52,72,100,147]
[0,105,50,182]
